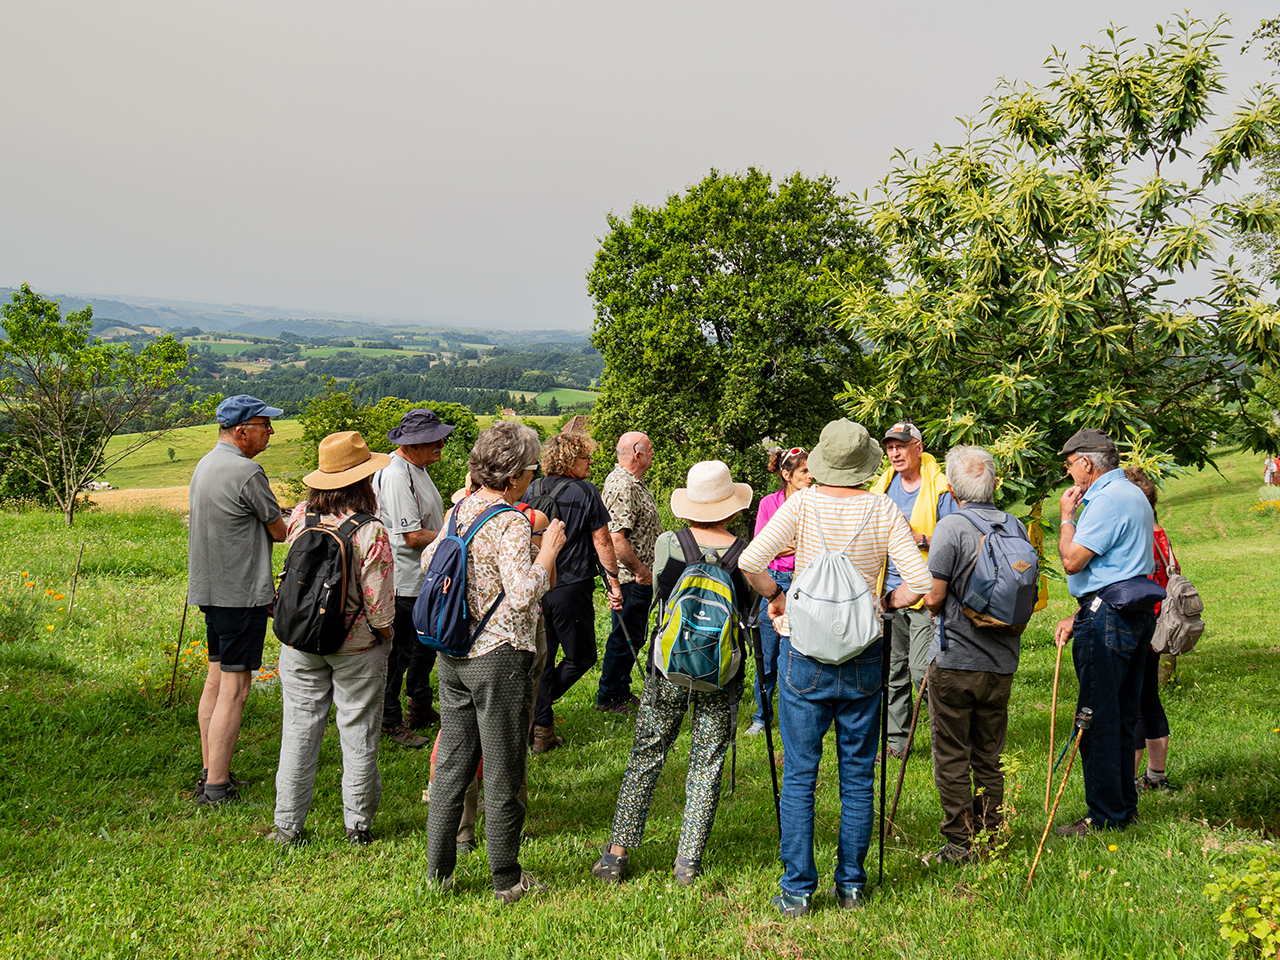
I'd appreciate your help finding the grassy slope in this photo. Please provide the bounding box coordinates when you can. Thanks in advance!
[533,387,598,406]
[0,450,1276,958]
[99,420,307,489]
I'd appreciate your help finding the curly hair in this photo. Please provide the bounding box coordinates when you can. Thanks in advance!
[767,447,808,476]
[469,421,542,491]
[1123,467,1158,509]
[541,432,597,477]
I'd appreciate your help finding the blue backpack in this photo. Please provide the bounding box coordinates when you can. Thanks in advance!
[953,510,1039,637]
[413,500,518,656]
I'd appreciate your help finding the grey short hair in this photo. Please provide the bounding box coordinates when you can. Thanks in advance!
[945,445,997,504]
[469,421,541,491]
[1081,451,1120,473]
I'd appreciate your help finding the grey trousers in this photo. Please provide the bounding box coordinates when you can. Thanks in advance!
[886,607,934,752]
[274,641,391,833]
[428,642,534,891]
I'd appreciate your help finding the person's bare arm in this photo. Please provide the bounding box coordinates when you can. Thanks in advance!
[593,525,624,609]
[888,584,925,611]
[924,577,948,614]
[612,530,651,585]
[266,517,288,542]
[402,528,437,550]
[745,570,784,619]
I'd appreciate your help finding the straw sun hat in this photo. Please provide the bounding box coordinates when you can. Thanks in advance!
[303,431,392,490]
[670,460,753,523]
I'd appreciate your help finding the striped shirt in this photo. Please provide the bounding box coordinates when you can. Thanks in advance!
[739,488,932,636]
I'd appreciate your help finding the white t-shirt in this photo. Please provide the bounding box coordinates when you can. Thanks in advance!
[373,452,444,597]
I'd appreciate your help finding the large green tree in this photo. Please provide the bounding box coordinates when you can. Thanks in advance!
[0,284,200,524]
[837,16,1280,508]
[587,167,888,502]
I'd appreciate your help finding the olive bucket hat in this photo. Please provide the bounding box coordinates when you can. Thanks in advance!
[806,418,883,487]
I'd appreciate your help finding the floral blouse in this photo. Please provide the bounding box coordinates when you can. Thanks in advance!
[419,494,551,659]
[285,503,395,655]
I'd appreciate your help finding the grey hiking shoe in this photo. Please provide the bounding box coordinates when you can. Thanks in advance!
[267,826,304,849]
[495,872,546,905]
[834,885,868,909]
[772,891,812,918]
[924,842,973,865]
[673,856,700,886]
[196,782,240,807]
[592,849,627,884]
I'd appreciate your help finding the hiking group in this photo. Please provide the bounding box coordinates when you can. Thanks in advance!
[188,395,1195,914]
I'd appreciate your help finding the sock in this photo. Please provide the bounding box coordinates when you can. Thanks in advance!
[203,780,231,801]
[1145,766,1166,782]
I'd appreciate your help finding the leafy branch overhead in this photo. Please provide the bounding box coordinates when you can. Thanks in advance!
[837,15,1280,506]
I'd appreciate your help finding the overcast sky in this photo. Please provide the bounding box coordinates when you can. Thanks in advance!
[3,1,1275,330]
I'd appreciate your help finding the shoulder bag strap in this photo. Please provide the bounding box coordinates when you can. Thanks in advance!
[675,527,702,564]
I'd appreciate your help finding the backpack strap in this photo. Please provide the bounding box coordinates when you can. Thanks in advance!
[675,527,702,565]
[1153,534,1178,576]
[839,500,877,553]
[457,500,518,643]
[804,490,831,551]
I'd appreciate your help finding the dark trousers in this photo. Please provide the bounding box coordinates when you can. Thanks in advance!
[382,595,436,727]
[597,581,653,707]
[532,579,599,728]
[1134,642,1169,742]
[926,662,1013,847]
[1072,599,1153,828]
[428,643,534,891]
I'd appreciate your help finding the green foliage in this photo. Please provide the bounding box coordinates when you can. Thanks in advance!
[588,167,888,500]
[838,17,1280,506]
[1204,846,1280,957]
[296,380,479,498]
[0,284,208,525]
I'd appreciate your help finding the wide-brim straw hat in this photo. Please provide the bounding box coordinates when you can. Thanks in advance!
[807,418,882,487]
[670,460,753,523]
[304,431,392,490]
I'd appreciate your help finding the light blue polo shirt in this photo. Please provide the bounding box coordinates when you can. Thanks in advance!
[1066,469,1155,598]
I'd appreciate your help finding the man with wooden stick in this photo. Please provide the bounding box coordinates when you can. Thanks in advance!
[1053,428,1155,835]
[187,395,288,806]
[922,445,1023,863]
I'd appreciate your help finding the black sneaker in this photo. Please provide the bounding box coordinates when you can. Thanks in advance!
[924,842,973,864]
[196,782,240,807]
[346,828,373,846]
[457,839,477,856]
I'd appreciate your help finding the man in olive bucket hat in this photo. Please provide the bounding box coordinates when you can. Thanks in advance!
[740,419,932,916]
[374,408,456,747]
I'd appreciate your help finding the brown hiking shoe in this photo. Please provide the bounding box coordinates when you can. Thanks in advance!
[531,724,564,755]
[404,698,440,730]
[383,722,428,748]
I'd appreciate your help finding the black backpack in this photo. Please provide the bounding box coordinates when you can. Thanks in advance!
[273,509,377,655]
[522,475,575,523]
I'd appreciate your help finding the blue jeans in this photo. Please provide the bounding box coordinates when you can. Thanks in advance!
[751,571,791,726]
[1071,598,1153,828]
[777,635,883,897]
[597,582,653,706]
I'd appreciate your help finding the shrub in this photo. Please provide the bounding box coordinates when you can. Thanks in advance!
[1204,846,1280,958]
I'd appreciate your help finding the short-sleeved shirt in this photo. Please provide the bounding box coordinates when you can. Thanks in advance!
[601,464,662,584]
[1067,469,1155,597]
[754,490,795,573]
[373,453,444,598]
[883,474,958,591]
[187,440,282,607]
[520,475,611,586]
[927,503,1021,675]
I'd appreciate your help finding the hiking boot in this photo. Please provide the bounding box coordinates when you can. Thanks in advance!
[746,720,766,736]
[594,700,637,717]
[833,885,868,910]
[531,725,564,755]
[427,873,455,893]
[457,839,477,856]
[772,891,812,918]
[266,826,304,849]
[196,782,240,807]
[195,771,247,799]
[1137,773,1175,794]
[405,698,440,730]
[673,856,700,886]
[495,871,546,905]
[592,848,627,884]
[1055,816,1101,837]
[924,842,973,865]
[346,827,373,846]
[383,723,428,748]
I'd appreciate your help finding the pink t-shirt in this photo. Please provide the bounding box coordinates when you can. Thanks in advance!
[754,489,795,573]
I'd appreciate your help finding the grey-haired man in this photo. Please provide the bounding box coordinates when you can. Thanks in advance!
[374,408,455,747]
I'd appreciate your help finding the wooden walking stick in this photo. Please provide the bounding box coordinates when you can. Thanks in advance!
[164,600,190,708]
[65,542,86,623]
[1045,643,1064,812]
[1025,707,1092,892]
[887,673,928,837]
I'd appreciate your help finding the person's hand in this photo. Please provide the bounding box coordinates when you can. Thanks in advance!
[767,592,786,621]
[635,566,653,586]
[606,579,623,610]
[1059,485,1083,521]
[541,518,567,554]
[1054,616,1074,647]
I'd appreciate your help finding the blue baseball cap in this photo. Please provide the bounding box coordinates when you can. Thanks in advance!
[217,395,284,428]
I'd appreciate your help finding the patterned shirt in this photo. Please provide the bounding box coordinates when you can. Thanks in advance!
[419,494,552,660]
[601,464,662,584]
[285,503,395,655]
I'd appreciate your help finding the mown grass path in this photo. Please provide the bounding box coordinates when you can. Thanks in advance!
[1,450,1277,958]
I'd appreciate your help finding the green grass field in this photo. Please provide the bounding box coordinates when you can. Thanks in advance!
[99,420,308,489]
[299,346,431,359]
[534,387,597,406]
[1,449,1276,958]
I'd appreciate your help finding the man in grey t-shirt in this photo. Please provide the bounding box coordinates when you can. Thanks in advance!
[922,445,1022,863]
[373,408,452,748]
[188,395,287,805]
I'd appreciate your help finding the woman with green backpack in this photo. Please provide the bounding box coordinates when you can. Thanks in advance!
[592,460,754,886]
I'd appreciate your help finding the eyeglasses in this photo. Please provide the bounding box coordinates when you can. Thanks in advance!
[240,419,272,430]
[1063,455,1084,469]
[784,447,806,459]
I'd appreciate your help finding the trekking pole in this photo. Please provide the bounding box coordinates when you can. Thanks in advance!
[164,600,190,708]
[1025,707,1092,893]
[65,542,85,623]
[749,613,781,832]
[877,610,893,887]
[1046,642,1064,812]
[887,673,928,838]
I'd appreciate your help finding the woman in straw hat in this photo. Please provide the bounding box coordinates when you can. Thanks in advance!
[268,431,395,848]
[420,421,566,905]
[592,460,753,887]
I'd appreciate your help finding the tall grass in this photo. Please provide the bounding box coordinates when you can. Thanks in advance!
[0,451,1277,958]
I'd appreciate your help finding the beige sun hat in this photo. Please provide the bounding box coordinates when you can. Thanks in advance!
[303,431,393,490]
[670,460,753,523]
